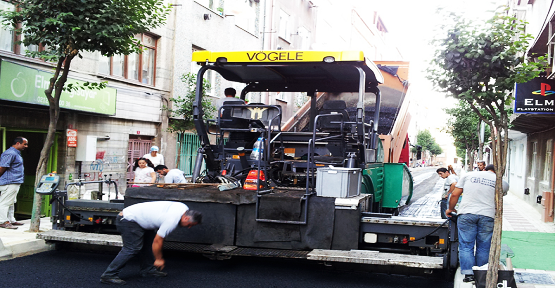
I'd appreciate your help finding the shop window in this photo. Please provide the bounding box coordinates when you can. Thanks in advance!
[531,141,537,178]
[518,144,524,176]
[98,34,157,85]
[544,139,553,181]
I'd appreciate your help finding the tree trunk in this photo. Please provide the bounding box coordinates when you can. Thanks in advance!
[29,104,59,231]
[29,56,73,232]
[478,121,484,160]
[468,150,475,172]
[485,121,508,288]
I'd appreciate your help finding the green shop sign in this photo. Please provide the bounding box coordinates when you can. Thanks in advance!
[0,61,117,115]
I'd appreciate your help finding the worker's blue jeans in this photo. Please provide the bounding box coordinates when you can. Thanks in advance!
[101,215,156,278]
[457,213,494,275]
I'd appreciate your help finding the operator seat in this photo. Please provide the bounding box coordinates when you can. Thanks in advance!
[219,100,249,128]
[317,100,350,132]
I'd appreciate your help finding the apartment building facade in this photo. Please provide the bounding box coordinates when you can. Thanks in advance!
[0,0,177,216]
[506,0,555,222]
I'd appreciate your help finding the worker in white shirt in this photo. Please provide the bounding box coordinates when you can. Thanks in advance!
[143,146,164,167]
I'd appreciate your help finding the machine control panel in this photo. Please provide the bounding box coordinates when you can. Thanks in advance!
[36,173,60,195]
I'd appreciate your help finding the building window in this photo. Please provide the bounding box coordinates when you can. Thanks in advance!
[544,139,553,182]
[518,144,524,176]
[297,27,310,50]
[196,0,221,12]
[226,0,258,34]
[531,141,537,178]
[0,3,44,57]
[98,34,157,85]
[0,1,15,52]
[191,46,216,96]
[278,9,290,41]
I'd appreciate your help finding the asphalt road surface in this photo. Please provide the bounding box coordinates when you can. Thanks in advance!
[0,166,456,288]
[0,249,454,288]
[400,167,446,218]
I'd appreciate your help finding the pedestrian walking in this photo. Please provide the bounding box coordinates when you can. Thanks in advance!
[100,201,202,285]
[0,137,28,229]
[446,164,509,283]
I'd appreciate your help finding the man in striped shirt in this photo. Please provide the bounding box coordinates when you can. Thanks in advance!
[0,137,28,229]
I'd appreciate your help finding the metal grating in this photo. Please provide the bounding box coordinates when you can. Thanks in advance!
[176,133,204,176]
[228,247,310,259]
[163,241,309,259]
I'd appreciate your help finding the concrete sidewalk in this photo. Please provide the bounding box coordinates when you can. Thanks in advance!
[454,190,555,288]
[0,217,54,260]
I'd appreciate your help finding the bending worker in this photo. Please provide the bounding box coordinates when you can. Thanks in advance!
[154,165,188,184]
[437,167,459,219]
[100,201,202,285]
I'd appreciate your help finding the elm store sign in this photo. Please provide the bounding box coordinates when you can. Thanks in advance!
[0,61,116,115]
[514,77,555,114]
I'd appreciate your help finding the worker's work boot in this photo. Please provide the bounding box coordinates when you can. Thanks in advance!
[140,269,167,278]
[100,276,126,285]
[463,274,475,283]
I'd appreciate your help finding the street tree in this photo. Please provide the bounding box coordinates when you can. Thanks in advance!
[445,100,490,171]
[428,10,545,287]
[164,73,215,134]
[0,0,171,232]
[414,129,442,163]
[163,73,215,166]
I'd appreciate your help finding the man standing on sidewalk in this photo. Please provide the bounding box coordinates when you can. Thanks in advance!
[0,137,28,229]
[100,201,202,285]
[476,160,486,171]
[446,164,509,283]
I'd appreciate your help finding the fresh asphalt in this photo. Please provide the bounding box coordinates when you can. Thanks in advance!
[0,249,454,288]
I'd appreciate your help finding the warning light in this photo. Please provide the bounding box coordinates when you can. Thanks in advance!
[232,155,240,159]
[66,215,71,221]
[439,239,445,244]
[409,237,415,241]
[88,217,93,222]
[243,170,266,190]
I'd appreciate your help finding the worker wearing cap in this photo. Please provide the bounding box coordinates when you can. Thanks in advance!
[143,146,164,167]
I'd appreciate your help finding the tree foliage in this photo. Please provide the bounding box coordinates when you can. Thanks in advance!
[0,0,170,232]
[3,0,170,60]
[164,73,216,133]
[444,100,491,170]
[415,129,442,156]
[428,9,546,287]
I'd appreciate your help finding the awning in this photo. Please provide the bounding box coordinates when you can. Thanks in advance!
[509,113,555,134]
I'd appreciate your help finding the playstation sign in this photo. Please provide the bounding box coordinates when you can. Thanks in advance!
[514,77,555,114]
